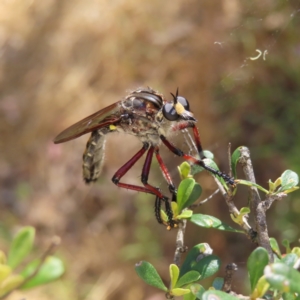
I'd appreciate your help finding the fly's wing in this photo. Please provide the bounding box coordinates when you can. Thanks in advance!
[53,101,122,144]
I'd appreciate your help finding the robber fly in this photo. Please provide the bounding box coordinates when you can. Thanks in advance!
[54,87,234,228]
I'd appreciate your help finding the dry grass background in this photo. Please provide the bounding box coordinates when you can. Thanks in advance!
[0,0,299,299]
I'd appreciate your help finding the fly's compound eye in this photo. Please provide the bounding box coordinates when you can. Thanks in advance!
[162,103,179,121]
[176,96,190,111]
[162,95,191,121]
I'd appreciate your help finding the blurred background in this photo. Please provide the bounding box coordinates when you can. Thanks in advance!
[1,0,300,299]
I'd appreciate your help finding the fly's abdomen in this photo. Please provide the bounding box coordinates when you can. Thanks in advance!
[83,128,110,183]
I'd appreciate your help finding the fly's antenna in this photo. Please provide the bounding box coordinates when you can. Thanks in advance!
[170,88,179,104]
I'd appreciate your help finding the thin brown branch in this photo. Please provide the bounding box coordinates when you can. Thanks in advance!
[173,220,187,266]
[238,146,274,262]
[212,176,255,240]
[222,263,238,292]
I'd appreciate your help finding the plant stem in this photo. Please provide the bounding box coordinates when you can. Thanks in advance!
[238,147,274,262]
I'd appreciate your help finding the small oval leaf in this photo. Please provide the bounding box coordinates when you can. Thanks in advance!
[281,253,298,268]
[181,254,220,280]
[190,214,242,233]
[0,274,24,296]
[265,263,300,293]
[183,292,197,300]
[190,283,205,298]
[135,261,167,292]
[171,287,191,296]
[21,256,64,289]
[251,276,270,299]
[177,179,198,212]
[202,290,241,300]
[247,247,269,292]
[280,170,299,191]
[170,264,180,289]
[0,265,12,283]
[8,227,35,269]
[176,210,193,220]
[231,147,242,179]
[180,243,213,277]
[182,183,202,210]
[269,237,281,258]
[0,251,7,265]
[176,271,200,288]
[236,180,269,193]
[191,157,227,187]
[178,162,192,180]
[212,277,224,290]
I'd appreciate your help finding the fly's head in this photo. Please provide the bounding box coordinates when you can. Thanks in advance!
[161,89,196,124]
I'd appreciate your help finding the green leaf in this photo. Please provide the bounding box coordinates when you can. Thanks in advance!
[281,253,298,268]
[212,277,224,290]
[203,150,214,160]
[291,247,300,257]
[170,287,191,296]
[170,264,180,289]
[270,237,282,258]
[159,208,169,224]
[191,157,227,187]
[202,290,241,299]
[0,265,12,283]
[180,243,213,277]
[283,187,299,194]
[176,210,193,220]
[205,159,227,187]
[176,271,200,288]
[230,207,251,226]
[240,207,251,214]
[135,261,167,292]
[231,147,242,179]
[181,255,220,280]
[177,178,202,212]
[0,274,24,297]
[189,283,205,298]
[7,226,35,269]
[268,180,276,193]
[183,291,197,300]
[279,170,299,191]
[265,263,300,293]
[171,202,179,218]
[250,276,270,299]
[283,292,297,300]
[178,162,192,180]
[282,239,291,254]
[0,251,7,265]
[236,179,269,193]
[190,214,243,233]
[20,256,64,289]
[274,177,282,190]
[247,247,269,292]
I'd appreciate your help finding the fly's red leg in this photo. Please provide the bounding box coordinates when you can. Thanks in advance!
[112,143,155,195]
[153,146,176,227]
[192,125,206,160]
[141,146,174,227]
[160,135,235,186]
[112,142,175,227]
[154,146,177,201]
